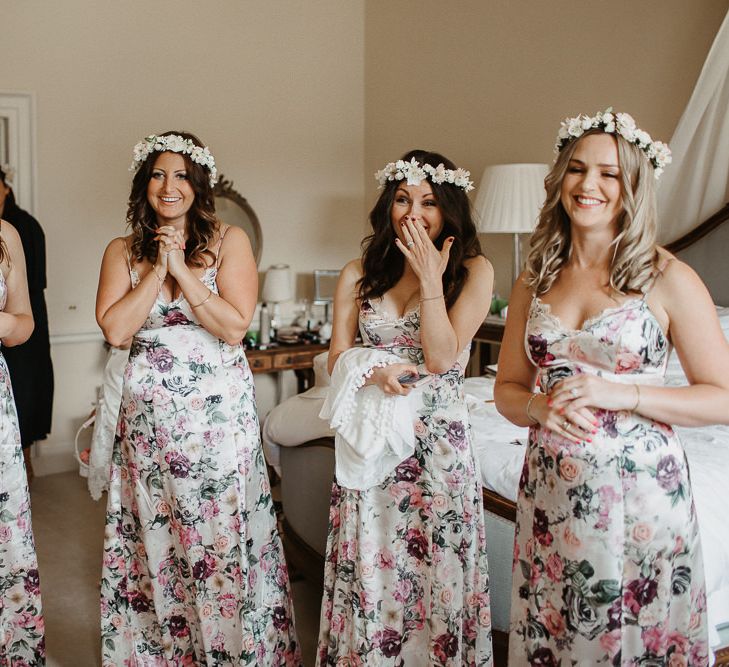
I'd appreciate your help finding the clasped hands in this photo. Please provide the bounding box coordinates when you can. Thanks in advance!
[532,374,637,444]
[154,226,186,277]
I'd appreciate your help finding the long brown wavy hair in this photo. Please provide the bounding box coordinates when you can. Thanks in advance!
[358,149,483,308]
[127,130,218,267]
[526,129,659,296]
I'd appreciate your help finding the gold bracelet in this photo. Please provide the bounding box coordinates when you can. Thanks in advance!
[420,293,444,302]
[631,384,641,412]
[525,392,539,424]
[190,289,213,309]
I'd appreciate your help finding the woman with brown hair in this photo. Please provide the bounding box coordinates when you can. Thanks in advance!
[96,132,301,665]
[316,149,494,665]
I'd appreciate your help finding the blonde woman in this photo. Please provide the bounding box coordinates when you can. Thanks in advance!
[495,110,729,665]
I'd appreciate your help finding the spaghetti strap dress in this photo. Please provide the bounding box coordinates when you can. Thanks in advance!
[509,294,709,666]
[100,235,301,666]
[316,298,493,667]
[0,268,45,666]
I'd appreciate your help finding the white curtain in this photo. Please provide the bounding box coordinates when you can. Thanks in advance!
[657,9,729,244]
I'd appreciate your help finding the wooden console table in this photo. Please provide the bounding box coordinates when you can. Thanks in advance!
[246,342,329,394]
[469,316,506,376]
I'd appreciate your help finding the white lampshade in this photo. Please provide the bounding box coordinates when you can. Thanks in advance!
[262,264,292,303]
[474,163,549,234]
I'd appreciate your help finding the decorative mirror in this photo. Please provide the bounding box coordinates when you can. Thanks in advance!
[213,174,262,264]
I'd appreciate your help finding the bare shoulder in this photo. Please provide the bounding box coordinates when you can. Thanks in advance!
[509,272,536,315]
[104,235,132,259]
[0,219,21,244]
[219,224,251,253]
[0,220,23,273]
[340,258,364,283]
[652,253,715,323]
[464,254,493,279]
[220,223,245,242]
[655,254,707,297]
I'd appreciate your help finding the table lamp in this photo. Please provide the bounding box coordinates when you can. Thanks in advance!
[474,163,549,284]
[262,263,292,334]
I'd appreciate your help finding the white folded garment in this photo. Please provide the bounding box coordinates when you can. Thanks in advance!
[319,347,418,490]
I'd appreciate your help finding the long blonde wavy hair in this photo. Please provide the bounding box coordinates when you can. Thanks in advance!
[525,129,659,296]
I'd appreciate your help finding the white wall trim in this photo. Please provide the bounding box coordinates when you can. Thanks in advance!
[50,331,105,346]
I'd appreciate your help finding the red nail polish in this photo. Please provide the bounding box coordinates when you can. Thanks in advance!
[586,438,592,443]
[547,399,553,407]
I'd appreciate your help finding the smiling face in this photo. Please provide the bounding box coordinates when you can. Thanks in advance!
[560,133,623,234]
[390,181,444,243]
[146,152,195,227]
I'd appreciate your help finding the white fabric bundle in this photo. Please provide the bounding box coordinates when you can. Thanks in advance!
[319,347,418,490]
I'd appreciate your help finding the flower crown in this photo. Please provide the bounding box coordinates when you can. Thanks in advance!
[0,164,14,185]
[555,108,672,179]
[375,158,475,192]
[130,134,218,187]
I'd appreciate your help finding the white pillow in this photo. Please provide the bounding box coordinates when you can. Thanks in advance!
[665,306,729,386]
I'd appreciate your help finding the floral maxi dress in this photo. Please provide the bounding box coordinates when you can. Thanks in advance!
[100,261,301,666]
[509,296,709,666]
[0,270,44,666]
[316,299,493,666]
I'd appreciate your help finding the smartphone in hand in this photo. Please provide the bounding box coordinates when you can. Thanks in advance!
[397,372,431,388]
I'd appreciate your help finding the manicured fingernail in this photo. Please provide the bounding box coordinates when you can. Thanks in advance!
[592,428,598,434]
[547,399,553,406]
[559,408,565,415]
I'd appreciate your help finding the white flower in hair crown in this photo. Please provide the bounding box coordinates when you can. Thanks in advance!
[375,158,475,192]
[0,164,15,185]
[555,108,672,179]
[130,134,218,186]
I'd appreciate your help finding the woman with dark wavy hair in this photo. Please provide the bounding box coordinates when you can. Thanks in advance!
[495,110,727,665]
[316,149,494,665]
[96,131,301,665]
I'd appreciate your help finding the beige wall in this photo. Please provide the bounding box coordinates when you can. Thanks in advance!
[4,1,365,473]
[3,1,726,474]
[364,0,727,297]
